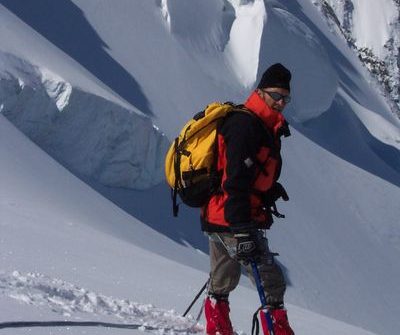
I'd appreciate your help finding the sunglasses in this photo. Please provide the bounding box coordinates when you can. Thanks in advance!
[262,90,291,104]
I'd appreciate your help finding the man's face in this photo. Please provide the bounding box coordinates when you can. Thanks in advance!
[258,87,291,113]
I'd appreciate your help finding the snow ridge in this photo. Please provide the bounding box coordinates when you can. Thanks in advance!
[0,271,203,333]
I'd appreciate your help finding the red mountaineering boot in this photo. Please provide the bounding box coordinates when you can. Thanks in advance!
[204,296,234,335]
[270,309,295,335]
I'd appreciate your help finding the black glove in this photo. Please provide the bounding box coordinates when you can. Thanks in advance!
[265,182,289,203]
[234,232,260,263]
[263,182,289,219]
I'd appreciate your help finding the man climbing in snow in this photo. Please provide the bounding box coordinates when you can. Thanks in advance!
[201,63,295,335]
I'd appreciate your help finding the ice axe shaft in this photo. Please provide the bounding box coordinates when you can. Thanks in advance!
[250,259,275,335]
[182,278,209,317]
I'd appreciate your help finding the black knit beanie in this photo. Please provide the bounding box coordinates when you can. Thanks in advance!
[257,63,291,92]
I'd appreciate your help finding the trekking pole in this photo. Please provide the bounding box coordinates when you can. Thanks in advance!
[182,278,210,317]
[250,259,275,335]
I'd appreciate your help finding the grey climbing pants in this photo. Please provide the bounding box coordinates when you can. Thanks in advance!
[208,231,286,306]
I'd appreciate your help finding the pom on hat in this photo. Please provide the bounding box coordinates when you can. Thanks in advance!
[257,63,291,91]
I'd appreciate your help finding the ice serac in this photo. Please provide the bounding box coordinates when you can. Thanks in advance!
[0,52,169,190]
[225,0,266,87]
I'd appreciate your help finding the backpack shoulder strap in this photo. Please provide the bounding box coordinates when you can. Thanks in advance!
[224,103,270,136]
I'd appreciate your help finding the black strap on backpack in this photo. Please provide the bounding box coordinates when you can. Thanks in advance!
[172,138,180,217]
[171,125,193,216]
[172,136,189,217]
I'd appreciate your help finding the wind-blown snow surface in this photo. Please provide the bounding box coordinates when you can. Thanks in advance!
[1,1,400,335]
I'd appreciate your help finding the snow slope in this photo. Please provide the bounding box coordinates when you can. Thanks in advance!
[313,0,400,117]
[1,1,400,335]
[324,0,398,58]
[0,6,169,189]
[0,114,379,335]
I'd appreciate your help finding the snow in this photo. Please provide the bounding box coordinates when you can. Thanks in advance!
[0,1,400,335]
[66,0,241,139]
[323,0,398,58]
[0,271,201,332]
[339,87,400,150]
[40,68,73,111]
[259,1,339,122]
[224,0,266,87]
[348,0,397,58]
[0,51,169,189]
[0,114,382,335]
[0,4,134,112]
[319,0,400,118]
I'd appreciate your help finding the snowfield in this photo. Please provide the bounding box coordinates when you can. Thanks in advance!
[0,114,381,335]
[1,1,400,335]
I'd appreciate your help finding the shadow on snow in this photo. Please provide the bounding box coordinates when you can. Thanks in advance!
[0,0,152,116]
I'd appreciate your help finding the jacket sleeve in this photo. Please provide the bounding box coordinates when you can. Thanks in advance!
[220,113,262,231]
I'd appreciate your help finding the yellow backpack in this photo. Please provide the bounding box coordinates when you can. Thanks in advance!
[165,102,250,216]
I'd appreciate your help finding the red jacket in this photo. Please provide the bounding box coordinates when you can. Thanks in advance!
[201,91,290,232]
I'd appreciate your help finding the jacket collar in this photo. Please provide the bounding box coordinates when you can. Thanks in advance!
[244,91,290,138]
